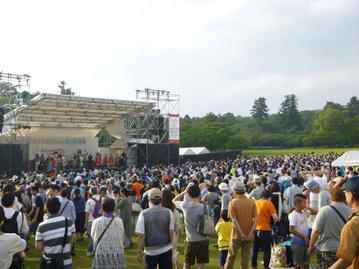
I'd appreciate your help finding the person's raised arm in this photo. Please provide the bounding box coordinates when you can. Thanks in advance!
[271,213,279,224]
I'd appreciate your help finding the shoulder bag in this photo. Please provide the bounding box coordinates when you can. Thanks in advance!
[197,204,215,236]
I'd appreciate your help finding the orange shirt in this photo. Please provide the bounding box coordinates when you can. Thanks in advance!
[133,182,143,198]
[255,199,276,231]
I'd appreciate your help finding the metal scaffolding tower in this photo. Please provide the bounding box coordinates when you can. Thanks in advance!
[125,88,180,144]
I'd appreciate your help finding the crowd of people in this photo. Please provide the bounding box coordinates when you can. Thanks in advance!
[0,152,358,269]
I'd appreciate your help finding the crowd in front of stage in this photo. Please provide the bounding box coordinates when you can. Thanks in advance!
[0,153,358,269]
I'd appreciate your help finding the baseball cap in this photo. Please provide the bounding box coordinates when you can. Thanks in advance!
[148,188,162,201]
[341,176,359,193]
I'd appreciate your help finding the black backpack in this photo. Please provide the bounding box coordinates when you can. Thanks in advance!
[1,211,19,234]
[1,211,24,269]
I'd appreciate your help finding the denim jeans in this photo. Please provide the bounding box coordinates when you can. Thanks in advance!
[87,221,93,253]
[251,230,272,268]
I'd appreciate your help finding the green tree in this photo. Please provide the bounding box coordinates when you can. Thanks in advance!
[347,96,359,117]
[279,94,301,130]
[323,101,344,111]
[58,80,75,96]
[250,97,269,124]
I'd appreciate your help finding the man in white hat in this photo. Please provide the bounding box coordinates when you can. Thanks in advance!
[224,181,257,269]
[219,182,232,211]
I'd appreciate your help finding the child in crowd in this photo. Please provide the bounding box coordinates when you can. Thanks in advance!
[289,194,316,269]
[213,199,221,225]
[215,210,232,269]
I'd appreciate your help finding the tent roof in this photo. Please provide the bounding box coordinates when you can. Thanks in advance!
[4,93,153,129]
[179,148,196,156]
[331,151,359,167]
[179,147,210,156]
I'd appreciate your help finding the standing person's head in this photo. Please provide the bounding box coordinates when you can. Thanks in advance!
[50,184,60,197]
[100,186,107,197]
[254,176,262,187]
[233,181,246,196]
[31,186,39,196]
[187,184,200,200]
[61,189,68,198]
[148,188,162,205]
[1,192,15,208]
[218,183,229,194]
[102,198,116,214]
[161,190,175,211]
[341,176,359,208]
[304,180,320,194]
[46,197,61,215]
[270,182,280,193]
[74,188,81,200]
[120,188,128,198]
[221,209,229,222]
[294,194,307,211]
[291,177,299,186]
[259,189,272,201]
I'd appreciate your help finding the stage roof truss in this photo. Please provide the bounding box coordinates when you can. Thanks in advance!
[3,93,154,132]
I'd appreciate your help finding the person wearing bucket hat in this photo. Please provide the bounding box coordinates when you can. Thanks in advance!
[219,183,232,211]
[329,176,359,269]
[136,188,174,268]
[224,181,257,269]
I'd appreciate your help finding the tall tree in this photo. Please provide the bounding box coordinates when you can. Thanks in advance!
[279,94,301,129]
[347,96,359,117]
[250,97,269,124]
[323,101,344,111]
[58,80,75,96]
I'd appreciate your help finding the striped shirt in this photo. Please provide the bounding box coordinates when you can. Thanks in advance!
[35,214,75,267]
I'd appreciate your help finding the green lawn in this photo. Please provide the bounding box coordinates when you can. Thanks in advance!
[242,147,359,157]
[24,233,317,268]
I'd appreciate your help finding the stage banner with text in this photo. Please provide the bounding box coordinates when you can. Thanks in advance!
[169,114,180,144]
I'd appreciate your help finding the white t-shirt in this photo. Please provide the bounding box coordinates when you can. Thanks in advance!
[289,210,310,237]
[0,233,26,269]
[85,195,101,223]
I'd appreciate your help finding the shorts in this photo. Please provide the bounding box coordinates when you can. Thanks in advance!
[184,239,209,265]
[29,222,40,234]
[291,242,310,266]
[219,250,228,266]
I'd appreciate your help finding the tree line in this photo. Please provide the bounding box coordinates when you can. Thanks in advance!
[180,95,359,150]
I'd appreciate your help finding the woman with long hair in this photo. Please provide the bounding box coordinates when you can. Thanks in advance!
[161,189,181,269]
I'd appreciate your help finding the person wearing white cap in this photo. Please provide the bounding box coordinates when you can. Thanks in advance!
[219,183,232,211]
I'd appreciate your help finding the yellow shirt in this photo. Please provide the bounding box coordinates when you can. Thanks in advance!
[215,221,233,251]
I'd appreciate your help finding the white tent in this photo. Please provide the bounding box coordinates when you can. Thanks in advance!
[179,147,210,156]
[331,151,359,167]
[179,148,196,156]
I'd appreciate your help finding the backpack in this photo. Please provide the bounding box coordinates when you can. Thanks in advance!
[92,197,102,219]
[1,211,19,234]
[1,211,24,269]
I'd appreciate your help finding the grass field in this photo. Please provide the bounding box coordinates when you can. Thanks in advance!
[242,147,359,157]
[24,233,317,269]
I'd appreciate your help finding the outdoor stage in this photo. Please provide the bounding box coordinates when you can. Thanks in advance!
[0,92,179,174]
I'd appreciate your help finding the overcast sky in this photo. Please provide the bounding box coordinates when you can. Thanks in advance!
[1,0,358,117]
